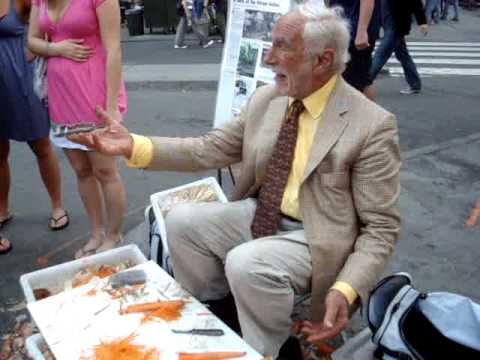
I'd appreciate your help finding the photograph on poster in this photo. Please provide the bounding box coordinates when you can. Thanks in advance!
[233,76,254,112]
[260,46,270,68]
[237,41,259,77]
[242,10,280,42]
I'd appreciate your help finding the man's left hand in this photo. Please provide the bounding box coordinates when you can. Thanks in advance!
[354,31,370,50]
[300,289,349,342]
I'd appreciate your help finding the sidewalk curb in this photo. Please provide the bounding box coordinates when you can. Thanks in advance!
[126,80,218,91]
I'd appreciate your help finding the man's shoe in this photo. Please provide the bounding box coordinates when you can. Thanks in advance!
[451,17,459,21]
[400,88,420,95]
[202,39,215,48]
[379,67,390,76]
[174,44,188,49]
[276,336,303,360]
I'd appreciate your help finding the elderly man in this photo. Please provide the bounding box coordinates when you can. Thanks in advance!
[70,3,401,358]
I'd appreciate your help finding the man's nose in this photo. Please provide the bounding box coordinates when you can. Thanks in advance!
[264,47,275,66]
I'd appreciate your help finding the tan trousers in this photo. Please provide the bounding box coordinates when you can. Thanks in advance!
[165,199,312,358]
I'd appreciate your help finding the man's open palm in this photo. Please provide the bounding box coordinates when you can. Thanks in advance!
[68,107,134,158]
[300,290,349,343]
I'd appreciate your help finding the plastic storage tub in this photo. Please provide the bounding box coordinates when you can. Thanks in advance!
[148,177,228,265]
[20,245,147,303]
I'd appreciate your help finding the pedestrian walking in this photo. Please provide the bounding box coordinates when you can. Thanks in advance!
[370,0,428,95]
[0,0,68,235]
[28,0,127,258]
[212,0,226,42]
[441,0,460,21]
[174,0,214,48]
[425,0,442,23]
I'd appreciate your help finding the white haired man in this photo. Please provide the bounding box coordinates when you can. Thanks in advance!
[70,3,401,358]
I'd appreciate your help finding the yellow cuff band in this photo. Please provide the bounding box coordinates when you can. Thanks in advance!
[331,281,358,305]
[125,133,154,168]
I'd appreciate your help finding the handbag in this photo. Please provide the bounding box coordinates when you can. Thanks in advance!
[367,273,480,359]
[33,56,48,104]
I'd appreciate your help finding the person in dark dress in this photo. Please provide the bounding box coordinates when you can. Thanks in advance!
[328,0,381,100]
[0,0,69,240]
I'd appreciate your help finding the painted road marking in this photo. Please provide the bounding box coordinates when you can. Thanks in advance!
[388,67,480,76]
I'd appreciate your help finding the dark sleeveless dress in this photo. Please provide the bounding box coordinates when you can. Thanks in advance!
[0,0,50,141]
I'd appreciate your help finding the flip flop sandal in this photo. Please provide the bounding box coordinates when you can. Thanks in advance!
[74,244,99,259]
[0,236,12,255]
[0,214,13,229]
[49,211,70,231]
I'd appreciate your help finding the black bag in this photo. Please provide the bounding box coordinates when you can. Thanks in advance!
[367,273,480,359]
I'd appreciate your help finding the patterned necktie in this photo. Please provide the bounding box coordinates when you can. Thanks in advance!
[251,100,305,239]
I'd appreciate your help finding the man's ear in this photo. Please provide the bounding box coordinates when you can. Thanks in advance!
[313,48,335,74]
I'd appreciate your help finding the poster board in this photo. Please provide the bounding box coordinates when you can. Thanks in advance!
[213,0,293,128]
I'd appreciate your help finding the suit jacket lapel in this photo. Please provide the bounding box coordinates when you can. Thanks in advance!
[302,78,350,183]
[254,95,289,182]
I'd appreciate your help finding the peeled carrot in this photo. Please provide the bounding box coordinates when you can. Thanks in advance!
[178,351,247,360]
[121,300,185,315]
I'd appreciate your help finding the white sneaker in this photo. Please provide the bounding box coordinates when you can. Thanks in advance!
[174,44,188,49]
[400,88,420,95]
[202,40,215,48]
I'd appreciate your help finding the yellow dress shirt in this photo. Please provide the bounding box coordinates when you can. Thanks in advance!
[126,76,357,305]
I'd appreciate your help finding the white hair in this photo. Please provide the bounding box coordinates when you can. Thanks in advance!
[296,1,351,72]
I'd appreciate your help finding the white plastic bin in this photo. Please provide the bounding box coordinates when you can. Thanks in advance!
[149,177,228,264]
[25,333,46,360]
[20,244,147,303]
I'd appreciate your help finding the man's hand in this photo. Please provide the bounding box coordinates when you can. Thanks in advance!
[300,290,349,342]
[420,24,428,36]
[354,30,370,50]
[68,106,134,158]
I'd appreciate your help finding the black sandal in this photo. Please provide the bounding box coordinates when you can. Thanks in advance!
[0,214,13,229]
[49,211,70,231]
[0,235,12,255]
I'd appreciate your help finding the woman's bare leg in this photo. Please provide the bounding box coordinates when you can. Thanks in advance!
[28,137,67,226]
[64,149,105,253]
[88,151,126,250]
[0,140,10,221]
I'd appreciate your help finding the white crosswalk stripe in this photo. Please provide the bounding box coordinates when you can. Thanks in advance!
[380,41,480,76]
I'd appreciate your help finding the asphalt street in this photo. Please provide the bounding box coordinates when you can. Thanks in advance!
[1,5,479,346]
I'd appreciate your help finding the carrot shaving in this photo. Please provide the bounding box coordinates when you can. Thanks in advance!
[82,333,160,360]
[178,351,246,360]
[466,197,480,227]
[86,288,98,296]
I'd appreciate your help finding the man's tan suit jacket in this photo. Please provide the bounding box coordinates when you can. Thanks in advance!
[146,77,401,320]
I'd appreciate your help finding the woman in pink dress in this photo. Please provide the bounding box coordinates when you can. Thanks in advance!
[28,0,127,258]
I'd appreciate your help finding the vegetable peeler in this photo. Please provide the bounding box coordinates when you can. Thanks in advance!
[171,328,225,336]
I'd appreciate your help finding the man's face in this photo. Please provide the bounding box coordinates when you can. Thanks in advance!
[264,13,314,99]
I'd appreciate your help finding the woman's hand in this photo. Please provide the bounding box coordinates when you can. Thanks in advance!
[54,39,93,62]
[106,108,122,123]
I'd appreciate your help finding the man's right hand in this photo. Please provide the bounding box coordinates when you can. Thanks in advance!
[68,107,134,159]
[54,39,93,62]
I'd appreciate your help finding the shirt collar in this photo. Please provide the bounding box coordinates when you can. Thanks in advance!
[289,74,338,119]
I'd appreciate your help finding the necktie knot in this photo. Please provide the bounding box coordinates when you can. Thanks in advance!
[288,100,305,123]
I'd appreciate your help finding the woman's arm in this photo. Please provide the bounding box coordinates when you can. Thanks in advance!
[0,0,9,20]
[27,2,93,60]
[97,0,122,121]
